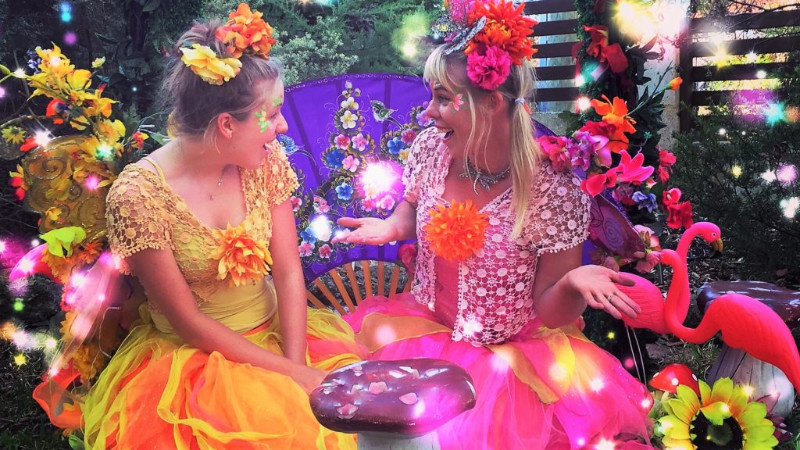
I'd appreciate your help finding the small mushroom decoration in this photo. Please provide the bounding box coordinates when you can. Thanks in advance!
[309,358,476,437]
[649,363,700,396]
[699,281,800,419]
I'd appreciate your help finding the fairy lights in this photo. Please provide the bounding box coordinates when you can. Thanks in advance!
[780,197,799,219]
[731,165,742,178]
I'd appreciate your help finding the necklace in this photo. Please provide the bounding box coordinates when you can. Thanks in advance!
[208,173,224,200]
[460,158,511,193]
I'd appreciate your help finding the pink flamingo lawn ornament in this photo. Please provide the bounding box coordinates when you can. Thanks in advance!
[659,248,800,391]
[617,222,722,333]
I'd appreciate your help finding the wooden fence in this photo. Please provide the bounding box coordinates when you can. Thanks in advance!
[524,0,580,109]
[678,8,800,132]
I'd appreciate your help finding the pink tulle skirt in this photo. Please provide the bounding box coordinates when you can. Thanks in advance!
[344,294,654,450]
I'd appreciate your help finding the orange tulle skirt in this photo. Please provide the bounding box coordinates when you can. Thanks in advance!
[34,308,363,449]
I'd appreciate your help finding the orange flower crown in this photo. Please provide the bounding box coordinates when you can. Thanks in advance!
[432,0,537,91]
[423,200,489,262]
[179,3,277,86]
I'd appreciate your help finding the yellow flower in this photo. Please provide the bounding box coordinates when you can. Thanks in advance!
[659,378,778,449]
[2,126,26,145]
[91,57,106,68]
[180,43,242,86]
[423,200,489,262]
[212,222,273,287]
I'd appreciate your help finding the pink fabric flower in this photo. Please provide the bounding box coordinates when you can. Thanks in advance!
[401,129,417,145]
[335,134,350,149]
[581,171,617,196]
[352,133,367,152]
[662,188,682,207]
[290,195,303,212]
[635,250,661,273]
[538,136,570,172]
[318,244,332,259]
[342,155,360,172]
[466,45,512,91]
[378,194,396,211]
[614,151,654,185]
[314,195,330,214]
[298,242,313,257]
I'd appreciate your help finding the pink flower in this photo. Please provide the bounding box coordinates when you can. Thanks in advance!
[361,197,375,211]
[614,151,654,185]
[335,134,350,149]
[602,255,620,272]
[318,244,332,259]
[538,136,570,172]
[452,93,464,112]
[290,195,303,212]
[635,250,662,273]
[342,155,360,172]
[314,195,330,214]
[466,45,512,91]
[401,129,417,145]
[378,195,396,211]
[299,242,313,257]
[416,109,432,126]
[352,133,367,152]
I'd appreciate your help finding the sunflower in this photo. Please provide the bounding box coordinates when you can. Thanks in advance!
[659,378,777,449]
[2,126,27,145]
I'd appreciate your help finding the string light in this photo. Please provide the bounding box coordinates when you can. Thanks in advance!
[731,165,742,178]
[577,96,592,111]
[776,164,797,186]
[309,215,333,242]
[14,354,27,366]
[13,300,24,312]
[756,70,767,79]
[764,102,785,125]
[0,86,6,98]
[746,52,757,63]
[64,31,78,46]
[13,68,26,78]
[780,197,799,219]
[34,130,53,147]
[59,2,72,23]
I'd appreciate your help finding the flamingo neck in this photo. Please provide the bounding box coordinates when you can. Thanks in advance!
[661,250,692,338]
[676,227,700,261]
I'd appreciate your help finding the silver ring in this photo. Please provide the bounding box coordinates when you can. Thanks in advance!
[606,293,615,302]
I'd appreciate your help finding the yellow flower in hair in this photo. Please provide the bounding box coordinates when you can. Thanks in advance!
[423,200,489,262]
[180,43,242,86]
[212,222,273,287]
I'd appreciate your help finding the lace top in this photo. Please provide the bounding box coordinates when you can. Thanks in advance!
[105,140,298,305]
[403,127,591,345]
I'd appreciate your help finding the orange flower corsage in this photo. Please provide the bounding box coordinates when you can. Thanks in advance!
[423,200,489,262]
[212,222,273,287]
[216,3,276,59]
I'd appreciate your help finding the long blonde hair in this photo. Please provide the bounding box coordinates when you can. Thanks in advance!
[423,45,541,238]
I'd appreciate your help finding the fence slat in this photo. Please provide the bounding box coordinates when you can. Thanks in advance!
[536,18,578,36]
[691,10,800,31]
[690,63,784,81]
[524,0,576,15]
[690,36,800,57]
[690,89,785,105]
[536,65,576,80]
[535,41,576,58]
[536,87,579,102]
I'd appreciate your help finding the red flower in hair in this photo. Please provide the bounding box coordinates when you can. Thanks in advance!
[466,0,538,65]
[216,3,276,59]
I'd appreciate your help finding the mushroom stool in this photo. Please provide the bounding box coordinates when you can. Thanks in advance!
[698,281,800,419]
[309,358,476,450]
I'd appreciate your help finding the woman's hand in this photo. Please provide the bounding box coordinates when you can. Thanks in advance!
[566,265,641,320]
[332,217,399,246]
[290,363,328,394]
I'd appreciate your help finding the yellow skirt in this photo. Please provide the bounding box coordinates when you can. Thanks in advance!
[38,308,363,450]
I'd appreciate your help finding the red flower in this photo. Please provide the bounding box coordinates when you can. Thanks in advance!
[20,137,38,152]
[667,201,693,229]
[662,188,682,206]
[667,77,683,91]
[581,171,617,196]
[603,43,629,74]
[538,135,570,172]
[584,25,609,59]
[46,99,68,125]
[579,120,629,154]
[582,25,628,74]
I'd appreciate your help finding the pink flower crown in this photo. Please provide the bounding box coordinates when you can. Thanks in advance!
[180,3,276,86]
[431,0,538,91]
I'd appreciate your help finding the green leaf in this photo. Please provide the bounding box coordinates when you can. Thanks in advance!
[142,0,161,13]
[40,227,87,258]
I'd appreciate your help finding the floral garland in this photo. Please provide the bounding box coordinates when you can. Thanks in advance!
[433,0,537,91]
[180,3,276,85]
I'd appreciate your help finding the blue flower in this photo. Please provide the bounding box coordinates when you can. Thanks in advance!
[276,134,299,154]
[26,49,41,73]
[387,137,404,155]
[326,149,345,168]
[632,191,658,213]
[336,182,353,201]
[300,227,317,245]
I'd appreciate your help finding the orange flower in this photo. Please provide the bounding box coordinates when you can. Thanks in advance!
[423,200,489,262]
[212,222,273,287]
[216,3,276,59]
[467,0,538,64]
[667,76,683,91]
[9,164,27,201]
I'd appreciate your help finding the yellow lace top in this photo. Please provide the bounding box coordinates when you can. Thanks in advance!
[105,141,299,333]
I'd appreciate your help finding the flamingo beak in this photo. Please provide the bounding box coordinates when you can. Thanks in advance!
[711,238,723,253]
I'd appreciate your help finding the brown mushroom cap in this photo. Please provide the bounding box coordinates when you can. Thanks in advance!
[309,358,476,436]
[697,281,800,328]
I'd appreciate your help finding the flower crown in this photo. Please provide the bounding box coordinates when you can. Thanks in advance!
[432,0,538,91]
[179,3,276,86]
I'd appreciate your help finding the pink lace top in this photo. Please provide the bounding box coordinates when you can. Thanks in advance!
[403,127,591,345]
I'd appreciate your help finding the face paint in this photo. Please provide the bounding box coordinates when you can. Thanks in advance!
[256,105,270,133]
[452,92,465,112]
[272,96,284,107]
